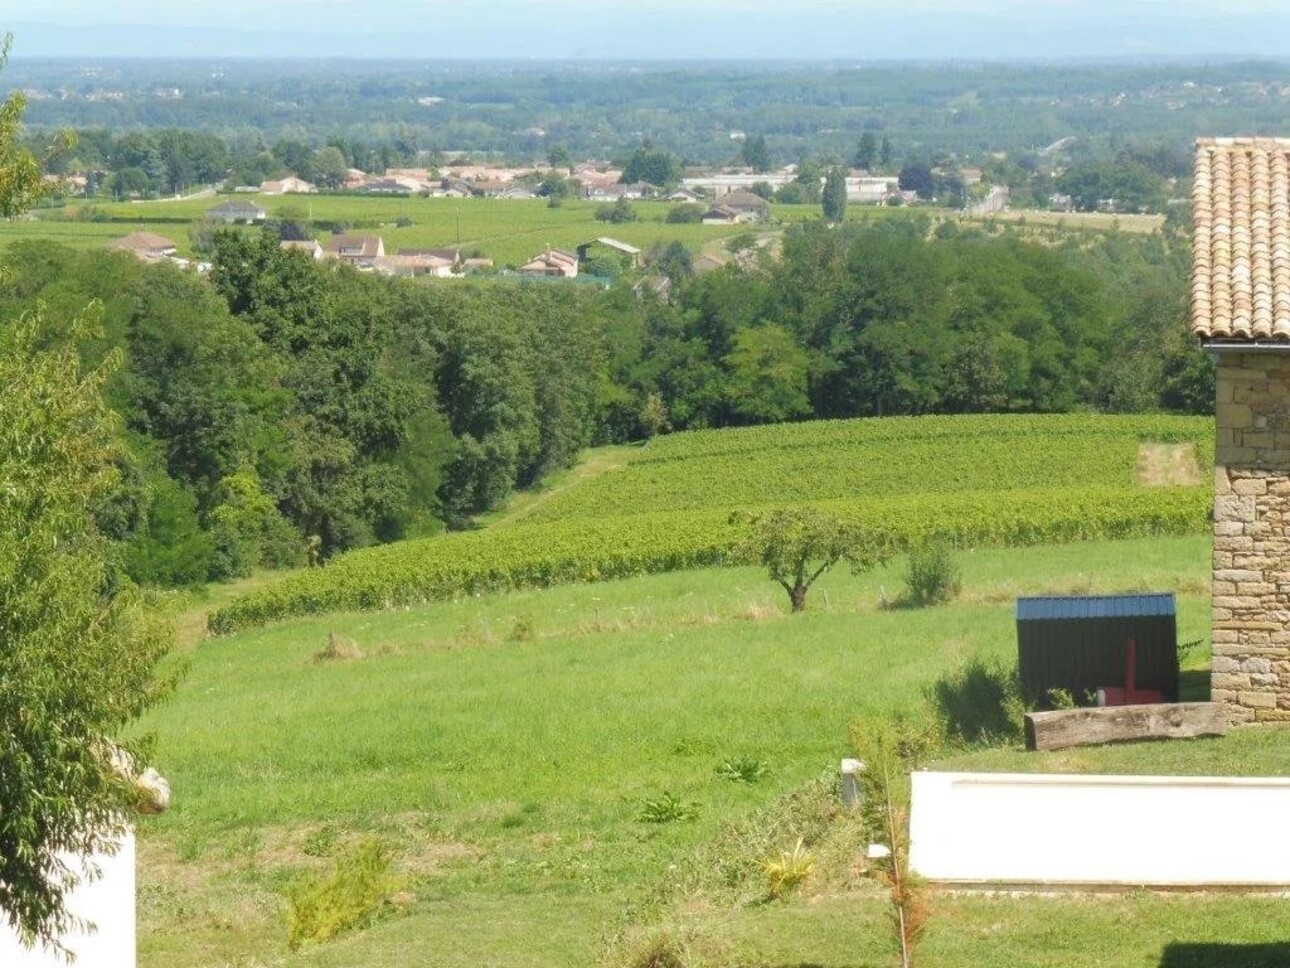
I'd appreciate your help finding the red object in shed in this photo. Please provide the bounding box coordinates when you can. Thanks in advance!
[1097,638,1168,707]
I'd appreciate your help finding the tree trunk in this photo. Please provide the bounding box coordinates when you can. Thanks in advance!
[790,584,808,612]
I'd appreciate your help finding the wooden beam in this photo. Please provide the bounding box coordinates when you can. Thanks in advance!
[1025,703,1228,752]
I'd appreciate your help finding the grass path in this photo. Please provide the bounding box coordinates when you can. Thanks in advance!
[477,444,638,528]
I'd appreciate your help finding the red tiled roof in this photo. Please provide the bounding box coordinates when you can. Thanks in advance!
[1192,137,1290,342]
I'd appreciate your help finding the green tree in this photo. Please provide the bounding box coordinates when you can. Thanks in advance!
[0,304,173,947]
[741,134,771,173]
[595,197,638,223]
[853,132,879,170]
[723,325,811,424]
[898,161,934,199]
[2,41,171,946]
[620,143,680,188]
[732,507,892,612]
[313,145,349,189]
[822,166,848,222]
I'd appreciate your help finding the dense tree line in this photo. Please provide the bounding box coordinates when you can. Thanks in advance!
[0,215,1210,587]
[14,58,1290,173]
[0,237,614,584]
[609,218,1210,430]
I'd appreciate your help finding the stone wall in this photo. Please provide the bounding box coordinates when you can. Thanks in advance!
[1212,352,1290,723]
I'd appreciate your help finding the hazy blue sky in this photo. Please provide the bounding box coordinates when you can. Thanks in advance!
[8,1,1290,59]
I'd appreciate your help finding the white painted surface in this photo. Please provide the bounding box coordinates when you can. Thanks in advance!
[0,832,136,968]
[910,771,1290,886]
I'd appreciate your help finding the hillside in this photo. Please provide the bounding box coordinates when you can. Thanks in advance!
[210,413,1214,632]
[142,536,1229,968]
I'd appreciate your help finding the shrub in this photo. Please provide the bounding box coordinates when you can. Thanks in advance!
[638,791,698,824]
[928,657,1027,746]
[665,204,704,224]
[904,540,961,606]
[285,839,398,949]
[760,838,815,899]
[715,754,768,784]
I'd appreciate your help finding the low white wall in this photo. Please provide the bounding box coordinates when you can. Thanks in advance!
[0,832,135,968]
[910,771,1290,886]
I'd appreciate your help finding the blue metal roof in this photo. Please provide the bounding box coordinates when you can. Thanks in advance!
[1015,593,1176,621]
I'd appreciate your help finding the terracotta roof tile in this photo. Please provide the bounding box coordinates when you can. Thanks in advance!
[1192,137,1290,342]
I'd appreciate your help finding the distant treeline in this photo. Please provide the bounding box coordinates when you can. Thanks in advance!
[0,217,1209,586]
[15,59,1290,170]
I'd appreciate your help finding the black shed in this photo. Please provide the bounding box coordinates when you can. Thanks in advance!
[1016,594,1179,705]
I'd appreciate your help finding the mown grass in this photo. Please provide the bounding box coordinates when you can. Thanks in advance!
[130,534,1268,968]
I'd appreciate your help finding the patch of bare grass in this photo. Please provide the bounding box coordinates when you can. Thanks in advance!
[1137,442,1204,487]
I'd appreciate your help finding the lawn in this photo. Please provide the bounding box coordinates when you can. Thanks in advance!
[128,533,1282,968]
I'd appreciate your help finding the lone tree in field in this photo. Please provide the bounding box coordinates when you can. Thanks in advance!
[0,34,172,949]
[732,508,891,612]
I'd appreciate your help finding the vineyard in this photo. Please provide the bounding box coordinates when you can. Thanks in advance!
[515,413,1214,523]
[209,414,1214,633]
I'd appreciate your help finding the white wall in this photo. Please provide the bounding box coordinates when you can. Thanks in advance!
[0,832,136,968]
[910,771,1290,886]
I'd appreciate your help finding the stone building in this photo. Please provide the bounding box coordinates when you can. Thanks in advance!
[1192,137,1290,722]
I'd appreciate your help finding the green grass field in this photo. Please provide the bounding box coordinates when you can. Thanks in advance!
[4,197,812,266]
[5,194,970,268]
[139,533,1262,968]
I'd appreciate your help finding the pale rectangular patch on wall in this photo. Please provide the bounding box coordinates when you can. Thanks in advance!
[910,772,1290,886]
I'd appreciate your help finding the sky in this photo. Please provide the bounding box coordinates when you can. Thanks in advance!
[8,0,1290,60]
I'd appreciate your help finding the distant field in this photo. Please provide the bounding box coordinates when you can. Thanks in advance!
[4,196,794,266]
[3,194,966,266]
[210,413,1215,633]
[969,208,1166,234]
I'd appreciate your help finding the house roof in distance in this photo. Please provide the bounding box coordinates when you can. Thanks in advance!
[107,230,177,254]
[325,235,383,257]
[584,237,642,255]
[1192,136,1290,343]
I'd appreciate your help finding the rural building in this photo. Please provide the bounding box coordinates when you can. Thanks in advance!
[260,176,316,194]
[701,190,769,224]
[518,248,579,278]
[207,200,267,223]
[847,175,901,204]
[583,182,659,202]
[279,239,323,260]
[107,231,178,262]
[399,247,464,270]
[373,253,455,278]
[666,188,706,203]
[324,235,385,268]
[359,177,424,196]
[1192,136,1290,722]
[430,177,477,197]
[682,172,792,195]
[577,237,642,268]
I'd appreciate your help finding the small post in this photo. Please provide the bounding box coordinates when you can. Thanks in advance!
[840,758,864,810]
